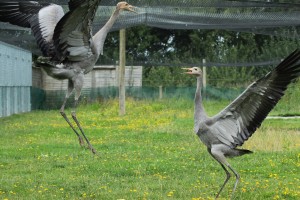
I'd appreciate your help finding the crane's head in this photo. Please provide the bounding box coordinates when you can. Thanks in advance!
[182,67,202,76]
[117,2,137,13]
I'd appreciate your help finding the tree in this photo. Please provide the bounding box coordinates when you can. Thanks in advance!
[99,25,299,88]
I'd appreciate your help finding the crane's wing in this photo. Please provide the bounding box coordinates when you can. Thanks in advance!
[0,1,64,57]
[53,0,102,62]
[208,49,300,148]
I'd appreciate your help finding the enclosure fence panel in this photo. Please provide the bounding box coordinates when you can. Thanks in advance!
[31,65,143,109]
[0,42,32,117]
[0,0,299,111]
[0,0,299,66]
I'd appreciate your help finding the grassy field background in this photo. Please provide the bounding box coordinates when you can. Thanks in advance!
[0,98,300,200]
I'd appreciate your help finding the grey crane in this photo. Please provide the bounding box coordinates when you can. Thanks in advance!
[0,0,136,154]
[183,49,300,199]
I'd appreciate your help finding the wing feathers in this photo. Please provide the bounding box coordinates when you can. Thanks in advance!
[210,49,300,148]
[0,1,48,27]
[0,1,64,57]
[1,0,104,61]
[53,0,102,62]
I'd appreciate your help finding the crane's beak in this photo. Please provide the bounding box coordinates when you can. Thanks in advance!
[126,5,138,13]
[182,68,193,74]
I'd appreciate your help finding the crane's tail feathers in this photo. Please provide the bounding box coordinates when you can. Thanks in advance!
[237,149,253,155]
[36,56,58,68]
[35,56,69,79]
[36,56,50,65]
[226,149,253,158]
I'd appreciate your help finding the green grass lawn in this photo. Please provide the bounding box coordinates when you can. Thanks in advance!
[0,99,299,200]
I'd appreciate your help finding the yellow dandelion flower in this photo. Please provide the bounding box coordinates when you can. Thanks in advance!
[167,190,175,197]
[283,187,290,195]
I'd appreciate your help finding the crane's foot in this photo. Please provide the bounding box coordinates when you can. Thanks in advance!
[71,111,97,155]
[85,144,97,154]
[84,145,97,155]
[78,136,85,147]
[86,142,97,155]
[90,147,97,155]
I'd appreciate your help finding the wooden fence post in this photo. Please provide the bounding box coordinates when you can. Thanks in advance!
[159,85,163,99]
[119,29,126,116]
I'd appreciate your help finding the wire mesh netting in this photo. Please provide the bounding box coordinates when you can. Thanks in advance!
[31,86,246,110]
[0,0,299,66]
[31,80,300,110]
[0,0,298,112]
[2,1,300,37]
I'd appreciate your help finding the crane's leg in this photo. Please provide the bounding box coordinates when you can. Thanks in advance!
[60,80,85,146]
[71,74,97,154]
[216,163,231,198]
[208,148,231,199]
[210,145,240,200]
[228,165,240,198]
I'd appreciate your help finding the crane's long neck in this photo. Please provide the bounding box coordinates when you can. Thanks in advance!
[194,75,207,132]
[92,9,120,56]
